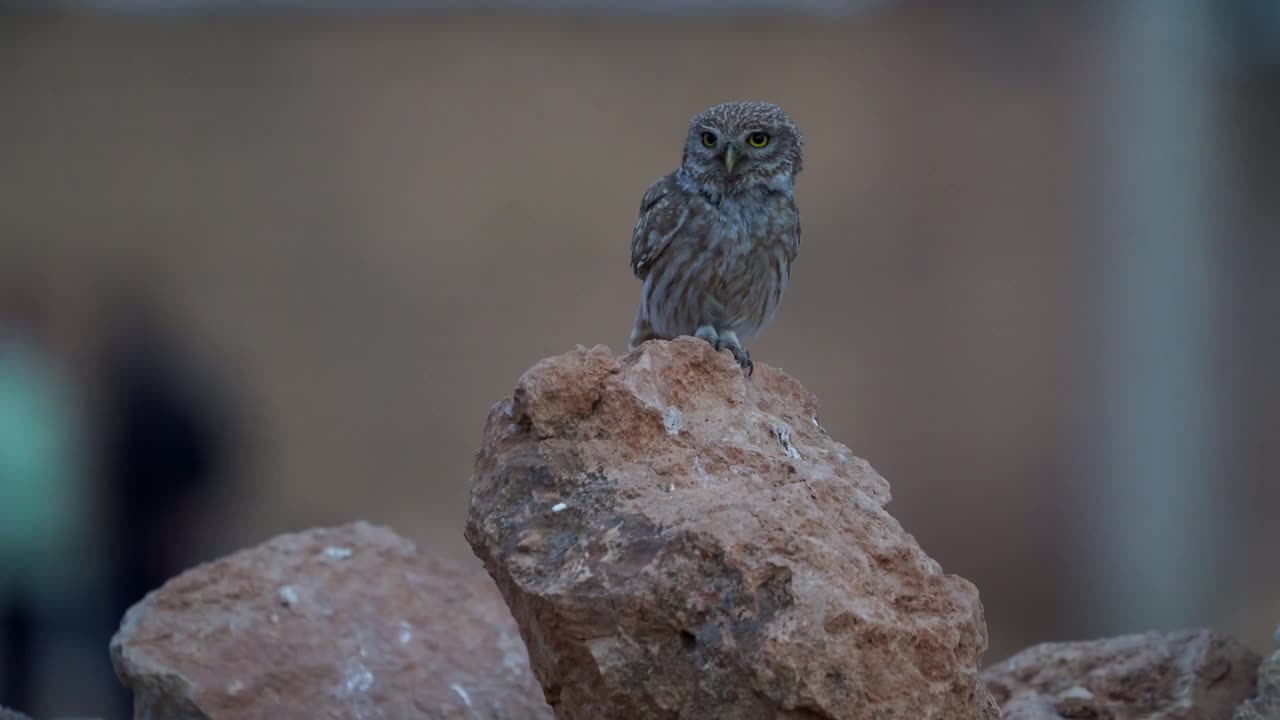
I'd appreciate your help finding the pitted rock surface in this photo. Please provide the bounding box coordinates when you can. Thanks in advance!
[111,522,551,719]
[467,339,992,719]
[984,629,1260,720]
[1233,627,1280,720]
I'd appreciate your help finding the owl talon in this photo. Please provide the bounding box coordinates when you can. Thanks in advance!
[695,325,720,348]
[712,330,753,375]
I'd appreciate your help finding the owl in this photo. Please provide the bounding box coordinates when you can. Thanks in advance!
[627,101,803,375]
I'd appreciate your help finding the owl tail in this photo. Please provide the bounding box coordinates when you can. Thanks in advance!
[628,311,658,351]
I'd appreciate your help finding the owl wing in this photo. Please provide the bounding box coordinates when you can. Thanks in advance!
[630,173,689,279]
[782,196,801,262]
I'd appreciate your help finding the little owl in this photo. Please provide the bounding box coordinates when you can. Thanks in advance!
[628,101,803,374]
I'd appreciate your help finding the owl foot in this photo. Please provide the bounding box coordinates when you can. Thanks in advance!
[694,325,719,346]
[714,330,754,376]
[694,326,752,375]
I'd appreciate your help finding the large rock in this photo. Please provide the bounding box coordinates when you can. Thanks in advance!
[111,522,552,720]
[466,339,992,719]
[983,629,1260,719]
[1234,627,1280,720]
[0,706,32,720]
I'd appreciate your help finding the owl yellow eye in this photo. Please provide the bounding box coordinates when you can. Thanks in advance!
[748,132,769,148]
[701,132,717,147]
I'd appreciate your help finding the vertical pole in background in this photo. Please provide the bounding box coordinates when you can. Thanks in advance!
[1094,1,1224,632]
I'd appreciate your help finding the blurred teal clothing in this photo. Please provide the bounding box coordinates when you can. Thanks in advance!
[0,341,88,600]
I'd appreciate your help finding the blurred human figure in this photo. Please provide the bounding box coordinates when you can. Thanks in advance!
[97,293,232,629]
[0,284,91,712]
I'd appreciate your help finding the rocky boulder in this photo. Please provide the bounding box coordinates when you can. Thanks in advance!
[1234,627,1280,720]
[466,339,992,719]
[983,629,1260,719]
[111,522,552,719]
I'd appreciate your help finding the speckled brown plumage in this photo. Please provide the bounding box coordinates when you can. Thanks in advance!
[628,101,804,374]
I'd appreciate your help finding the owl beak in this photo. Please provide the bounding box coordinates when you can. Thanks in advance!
[723,145,739,174]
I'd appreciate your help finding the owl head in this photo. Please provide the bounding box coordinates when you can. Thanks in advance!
[680,101,804,195]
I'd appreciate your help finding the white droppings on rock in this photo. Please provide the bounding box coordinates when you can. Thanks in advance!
[774,424,801,459]
[662,407,684,435]
[279,585,300,606]
[450,683,473,707]
[342,660,375,695]
[1059,686,1094,701]
[399,621,413,645]
[551,502,568,513]
[227,680,245,695]
[323,546,353,560]
[269,612,279,624]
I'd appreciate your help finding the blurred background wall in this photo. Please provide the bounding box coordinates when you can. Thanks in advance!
[0,0,1277,716]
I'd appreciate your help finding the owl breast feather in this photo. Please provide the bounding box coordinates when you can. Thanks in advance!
[642,191,795,340]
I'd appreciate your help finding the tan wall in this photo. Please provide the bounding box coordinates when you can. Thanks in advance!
[1,5,1275,685]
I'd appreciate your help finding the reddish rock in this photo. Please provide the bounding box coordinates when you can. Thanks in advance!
[983,629,1260,720]
[466,339,992,719]
[110,522,552,720]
